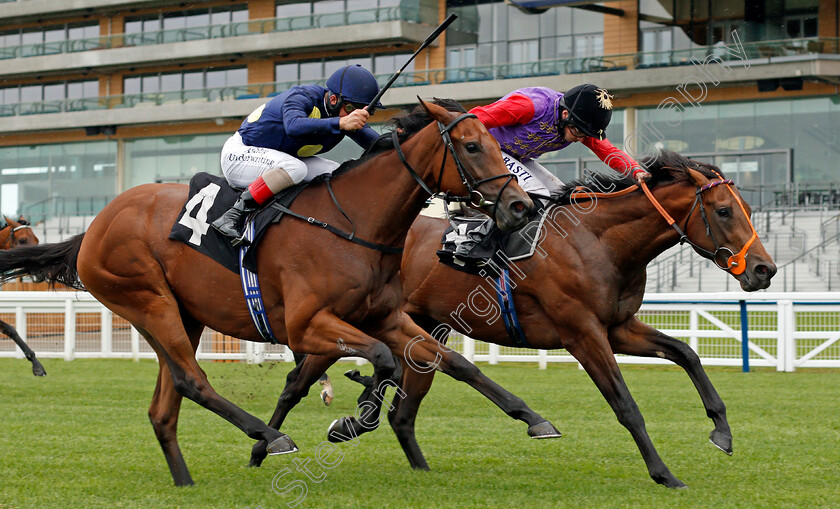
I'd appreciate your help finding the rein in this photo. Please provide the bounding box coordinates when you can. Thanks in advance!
[272,112,514,255]
[393,112,517,223]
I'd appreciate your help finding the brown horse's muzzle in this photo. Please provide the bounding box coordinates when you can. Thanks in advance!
[492,190,534,231]
[735,249,777,291]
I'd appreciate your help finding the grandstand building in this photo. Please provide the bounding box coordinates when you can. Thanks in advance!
[0,0,838,289]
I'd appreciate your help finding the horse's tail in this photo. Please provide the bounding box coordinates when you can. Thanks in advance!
[0,233,85,290]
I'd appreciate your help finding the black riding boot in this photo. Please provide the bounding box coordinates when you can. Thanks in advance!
[211,189,259,245]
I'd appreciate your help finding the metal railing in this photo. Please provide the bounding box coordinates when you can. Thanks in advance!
[0,6,436,61]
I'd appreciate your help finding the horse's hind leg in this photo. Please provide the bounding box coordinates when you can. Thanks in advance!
[0,319,46,376]
[249,353,339,467]
[566,332,686,488]
[387,357,435,470]
[609,317,732,454]
[146,319,203,486]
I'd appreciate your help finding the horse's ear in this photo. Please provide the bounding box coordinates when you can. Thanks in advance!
[416,96,448,123]
[686,168,710,187]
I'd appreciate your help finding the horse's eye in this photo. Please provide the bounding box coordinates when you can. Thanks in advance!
[716,207,731,219]
[464,142,480,153]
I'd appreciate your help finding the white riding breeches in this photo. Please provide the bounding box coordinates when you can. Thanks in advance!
[501,151,565,198]
[220,132,340,188]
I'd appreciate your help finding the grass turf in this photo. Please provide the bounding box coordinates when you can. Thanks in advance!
[0,359,838,508]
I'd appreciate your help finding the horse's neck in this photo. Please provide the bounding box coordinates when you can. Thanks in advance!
[595,184,693,270]
[331,127,444,247]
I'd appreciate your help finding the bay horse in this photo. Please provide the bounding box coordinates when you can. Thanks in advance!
[0,217,46,376]
[0,100,566,486]
[258,151,777,488]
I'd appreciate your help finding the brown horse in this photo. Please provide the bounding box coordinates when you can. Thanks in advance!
[0,100,567,486]
[0,217,45,376]
[261,151,777,488]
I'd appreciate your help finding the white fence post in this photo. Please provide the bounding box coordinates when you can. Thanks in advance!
[538,349,547,370]
[488,343,499,365]
[64,299,75,361]
[689,307,699,352]
[463,336,475,363]
[131,326,140,362]
[780,300,796,372]
[14,306,25,359]
[100,308,112,356]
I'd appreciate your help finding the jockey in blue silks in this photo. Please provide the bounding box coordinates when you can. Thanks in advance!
[212,64,383,245]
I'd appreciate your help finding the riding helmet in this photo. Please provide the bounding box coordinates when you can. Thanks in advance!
[558,84,614,140]
[326,65,384,109]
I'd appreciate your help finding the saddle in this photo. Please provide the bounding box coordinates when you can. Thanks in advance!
[436,200,553,277]
[169,172,312,274]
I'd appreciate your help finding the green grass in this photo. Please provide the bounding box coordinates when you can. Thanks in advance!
[1,359,838,508]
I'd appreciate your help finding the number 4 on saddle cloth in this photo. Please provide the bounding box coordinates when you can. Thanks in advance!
[169,172,312,343]
[436,202,553,347]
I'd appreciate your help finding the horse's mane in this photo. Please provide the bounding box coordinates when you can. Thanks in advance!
[321,99,467,182]
[551,150,726,204]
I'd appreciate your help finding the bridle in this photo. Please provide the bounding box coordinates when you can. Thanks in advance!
[0,221,33,249]
[393,112,518,222]
[640,169,759,275]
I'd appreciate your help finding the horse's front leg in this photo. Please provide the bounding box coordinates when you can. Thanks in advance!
[0,319,46,376]
[609,317,732,454]
[565,330,686,488]
[382,312,560,438]
[249,353,339,467]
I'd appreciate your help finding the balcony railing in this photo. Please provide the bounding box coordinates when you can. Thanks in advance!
[1,37,838,119]
[0,5,437,61]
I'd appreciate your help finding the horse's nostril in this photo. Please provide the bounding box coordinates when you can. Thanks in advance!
[755,264,776,280]
[510,200,528,218]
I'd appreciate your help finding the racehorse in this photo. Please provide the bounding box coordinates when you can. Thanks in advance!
[0,217,46,376]
[258,151,777,488]
[0,100,566,486]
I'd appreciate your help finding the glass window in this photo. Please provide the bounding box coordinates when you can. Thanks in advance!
[227,68,248,86]
[141,75,160,94]
[160,73,182,92]
[67,82,83,99]
[124,19,143,34]
[2,87,20,104]
[313,0,344,14]
[143,18,161,32]
[299,61,323,81]
[20,85,41,103]
[83,80,98,98]
[43,28,65,43]
[124,77,141,95]
[275,63,299,83]
[277,2,312,17]
[185,12,211,27]
[231,8,248,23]
[21,31,43,45]
[162,14,187,30]
[183,71,203,90]
[205,70,227,89]
[43,84,64,101]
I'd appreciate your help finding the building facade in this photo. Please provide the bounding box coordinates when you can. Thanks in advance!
[1,0,838,222]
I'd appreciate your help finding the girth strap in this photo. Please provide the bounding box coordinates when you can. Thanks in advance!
[494,268,529,347]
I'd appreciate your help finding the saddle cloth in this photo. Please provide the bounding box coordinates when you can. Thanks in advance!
[436,203,554,276]
[168,172,308,273]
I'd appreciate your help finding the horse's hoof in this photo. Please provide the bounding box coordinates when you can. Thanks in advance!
[654,472,687,489]
[327,417,354,442]
[709,430,733,455]
[528,421,562,439]
[266,435,298,455]
[31,361,47,377]
[319,379,333,406]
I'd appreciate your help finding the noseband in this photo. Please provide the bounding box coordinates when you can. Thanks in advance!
[392,112,518,220]
[641,171,758,275]
[1,222,33,248]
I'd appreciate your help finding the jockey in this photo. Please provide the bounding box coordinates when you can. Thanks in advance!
[212,64,383,244]
[469,84,650,199]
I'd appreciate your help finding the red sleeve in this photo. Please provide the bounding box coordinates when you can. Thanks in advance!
[469,93,535,129]
[582,137,644,177]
